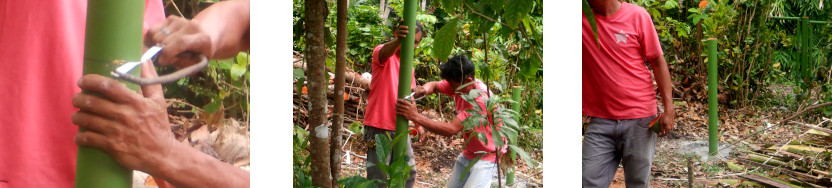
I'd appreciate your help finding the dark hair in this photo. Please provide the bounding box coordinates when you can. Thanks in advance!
[397,20,425,36]
[440,55,475,83]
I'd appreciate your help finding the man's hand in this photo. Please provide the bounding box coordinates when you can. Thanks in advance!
[71,74,174,175]
[394,19,411,40]
[412,123,427,144]
[395,99,420,120]
[412,85,427,99]
[659,109,676,137]
[145,16,213,69]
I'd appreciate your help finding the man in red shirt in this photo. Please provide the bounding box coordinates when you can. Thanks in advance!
[395,55,507,187]
[0,0,163,186]
[582,0,676,187]
[363,20,424,188]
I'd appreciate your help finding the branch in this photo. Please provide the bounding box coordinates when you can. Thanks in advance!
[779,102,832,124]
[462,2,512,30]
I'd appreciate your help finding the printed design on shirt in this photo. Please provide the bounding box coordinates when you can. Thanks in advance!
[614,30,630,44]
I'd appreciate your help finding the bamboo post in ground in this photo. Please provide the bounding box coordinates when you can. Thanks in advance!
[393,0,417,167]
[330,0,348,186]
[707,38,718,156]
[506,86,523,185]
[76,0,144,187]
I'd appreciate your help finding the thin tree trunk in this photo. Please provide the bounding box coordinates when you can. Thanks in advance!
[305,0,332,187]
[330,0,349,186]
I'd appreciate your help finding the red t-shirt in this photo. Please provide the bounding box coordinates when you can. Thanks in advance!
[364,44,416,131]
[0,1,164,187]
[435,79,507,163]
[582,2,663,120]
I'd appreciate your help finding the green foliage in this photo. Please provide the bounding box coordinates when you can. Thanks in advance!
[369,133,414,188]
[293,126,314,187]
[626,0,832,112]
[336,175,380,188]
[163,52,250,120]
[582,0,601,49]
[433,18,459,61]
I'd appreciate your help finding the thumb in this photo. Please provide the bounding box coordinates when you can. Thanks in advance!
[140,62,165,103]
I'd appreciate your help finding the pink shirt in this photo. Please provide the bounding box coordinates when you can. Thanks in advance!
[0,1,164,187]
[582,2,663,120]
[364,44,416,131]
[435,79,507,163]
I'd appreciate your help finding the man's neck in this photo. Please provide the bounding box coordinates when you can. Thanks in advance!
[588,0,622,17]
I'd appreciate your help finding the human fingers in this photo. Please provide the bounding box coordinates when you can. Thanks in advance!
[158,31,212,68]
[75,131,112,151]
[146,16,190,47]
[77,74,142,104]
[72,93,131,121]
[72,111,120,135]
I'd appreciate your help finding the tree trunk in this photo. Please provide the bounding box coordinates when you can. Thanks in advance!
[305,0,332,187]
[331,0,348,186]
[76,0,143,187]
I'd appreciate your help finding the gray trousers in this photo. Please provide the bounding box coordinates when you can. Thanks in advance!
[364,126,416,188]
[582,115,657,188]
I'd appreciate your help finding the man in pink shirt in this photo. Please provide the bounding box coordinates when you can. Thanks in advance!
[395,55,507,188]
[363,20,424,188]
[582,0,676,187]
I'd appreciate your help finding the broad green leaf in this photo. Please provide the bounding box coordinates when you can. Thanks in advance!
[217,58,234,70]
[235,52,249,67]
[231,63,247,78]
[455,80,477,92]
[501,126,518,144]
[490,125,503,149]
[504,0,532,28]
[518,54,542,79]
[204,100,222,113]
[491,0,506,13]
[459,153,486,182]
[582,0,601,49]
[433,19,459,61]
[508,144,537,169]
[374,134,391,165]
[444,0,462,12]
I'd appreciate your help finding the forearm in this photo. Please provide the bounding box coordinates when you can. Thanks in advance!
[153,142,250,188]
[378,39,401,61]
[422,81,439,95]
[651,56,674,112]
[192,0,250,59]
[409,114,460,137]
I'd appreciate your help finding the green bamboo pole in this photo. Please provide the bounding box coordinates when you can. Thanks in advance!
[506,86,523,185]
[393,0,417,165]
[707,38,718,156]
[76,0,144,187]
[771,16,828,24]
[802,17,810,78]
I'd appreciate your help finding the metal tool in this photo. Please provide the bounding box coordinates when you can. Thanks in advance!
[111,45,209,86]
[403,92,426,101]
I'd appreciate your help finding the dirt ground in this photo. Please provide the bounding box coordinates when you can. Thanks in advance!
[606,89,819,187]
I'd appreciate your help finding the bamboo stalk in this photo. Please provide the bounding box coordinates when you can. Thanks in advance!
[392,0,417,180]
[707,38,719,156]
[76,0,144,187]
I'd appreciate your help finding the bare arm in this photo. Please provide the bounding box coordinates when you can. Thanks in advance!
[192,0,250,59]
[152,143,250,188]
[145,0,250,68]
[395,99,463,137]
[649,55,675,136]
[71,75,249,188]
[378,23,411,63]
